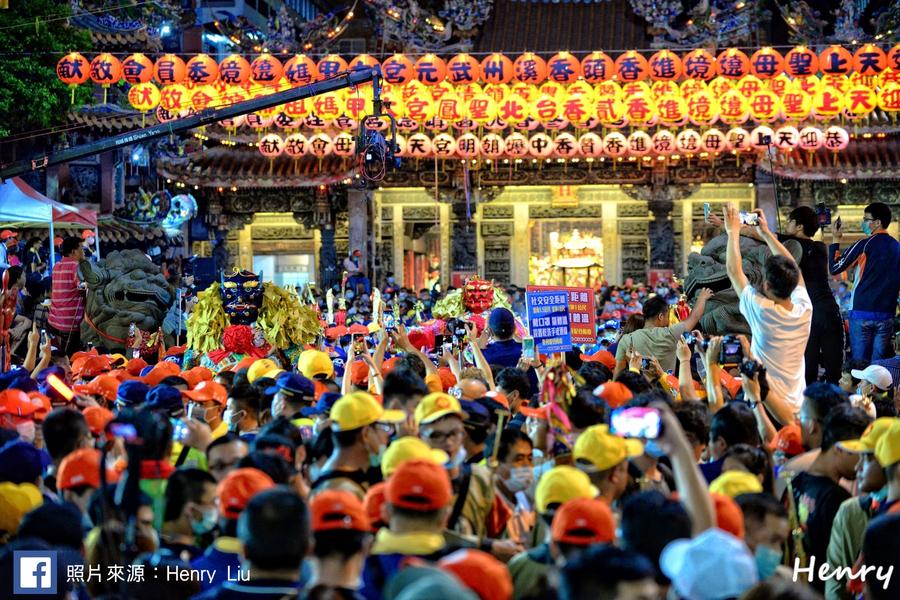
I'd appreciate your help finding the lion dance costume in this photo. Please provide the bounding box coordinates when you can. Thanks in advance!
[185,269,319,370]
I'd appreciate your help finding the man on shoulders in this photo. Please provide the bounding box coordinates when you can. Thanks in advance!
[724,204,812,425]
[829,202,900,364]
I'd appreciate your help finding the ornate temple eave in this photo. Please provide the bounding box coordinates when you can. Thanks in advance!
[155,146,354,188]
[88,29,162,52]
[67,106,157,133]
[758,137,900,181]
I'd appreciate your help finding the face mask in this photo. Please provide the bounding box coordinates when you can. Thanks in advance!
[191,507,218,536]
[504,466,534,492]
[862,221,873,236]
[387,277,396,285]
[223,409,245,432]
[346,291,355,300]
[755,544,782,580]
[369,444,387,468]
[16,420,36,443]
[398,293,408,301]
[644,440,667,459]
[445,447,467,470]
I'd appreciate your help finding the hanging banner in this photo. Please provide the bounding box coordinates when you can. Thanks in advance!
[526,286,573,353]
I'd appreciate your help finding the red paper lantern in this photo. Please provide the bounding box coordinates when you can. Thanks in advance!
[749,48,784,79]
[382,54,415,85]
[852,44,887,76]
[122,53,154,84]
[649,50,683,81]
[219,54,251,85]
[250,53,283,84]
[90,53,122,85]
[183,54,218,85]
[447,54,482,85]
[415,54,447,85]
[317,54,348,80]
[784,46,819,77]
[546,52,581,84]
[513,52,547,84]
[683,49,717,80]
[818,45,853,76]
[716,49,750,79]
[56,52,90,85]
[156,105,179,123]
[349,54,380,72]
[153,53,184,85]
[614,51,649,82]
[481,53,514,84]
[581,51,614,83]
[888,44,900,71]
[284,54,317,85]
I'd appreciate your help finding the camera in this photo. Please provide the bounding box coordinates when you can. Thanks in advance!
[719,335,743,364]
[816,202,832,227]
[739,359,766,379]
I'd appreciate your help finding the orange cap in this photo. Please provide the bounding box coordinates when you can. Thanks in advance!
[436,367,457,393]
[382,357,401,376]
[438,549,513,600]
[311,490,371,533]
[181,380,228,405]
[125,358,149,376]
[386,459,452,512]
[74,374,121,403]
[82,406,115,436]
[580,349,616,371]
[71,348,99,364]
[770,422,804,457]
[0,389,38,418]
[182,366,214,389]
[518,403,550,420]
[593,381,633,409]
[57,448,118,490]
[551,497,616,546]
[26,393,52,422]
[712,492,745,539]
[143,361,181,386]
[72,355,113,380]
[364,482,387,531]
[349,360,369,386]
[217,468,276,519]
[230,356,258,373]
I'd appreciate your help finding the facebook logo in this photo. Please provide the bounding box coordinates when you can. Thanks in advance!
[13,551,57,594]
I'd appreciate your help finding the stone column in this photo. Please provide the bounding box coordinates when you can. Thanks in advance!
[511,203,530,286]
[319,227,338,290]
[648,168,675,271]
[601,200,619,285]
[439,203,452,287]
[347,188,371,278]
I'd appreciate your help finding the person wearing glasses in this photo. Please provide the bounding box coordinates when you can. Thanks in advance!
[829,202,900,364]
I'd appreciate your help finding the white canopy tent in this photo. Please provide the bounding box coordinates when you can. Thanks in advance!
[0,177,98,267]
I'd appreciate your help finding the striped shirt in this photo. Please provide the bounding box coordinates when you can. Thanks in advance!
[48,257,84,332]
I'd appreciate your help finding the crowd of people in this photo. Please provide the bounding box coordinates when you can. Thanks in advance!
[0,201,898,600]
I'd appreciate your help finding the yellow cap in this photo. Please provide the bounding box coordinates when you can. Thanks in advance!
[535,465,599,514]
[330,392,405,432]
[839,417,898,454]
[709,470,764,498]
[247,358,284,384]
[574,424,644,472]
[298,350,334,380]
[0,482,42,533]
[874,418,900,468]
[382,436,449,478]
[414,392,465,426]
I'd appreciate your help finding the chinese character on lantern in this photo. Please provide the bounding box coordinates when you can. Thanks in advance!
[547,52,581,84]
[448,54,481,84]
[122,53,154,84]
[683,49,716,80]
[581,51,613,83]
[514,52,547,83]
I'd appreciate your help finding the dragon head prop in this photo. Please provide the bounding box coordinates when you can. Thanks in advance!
[80,250,175,351]
[220,269,264,325]
[463,276,495,314]
[432,276,512,320]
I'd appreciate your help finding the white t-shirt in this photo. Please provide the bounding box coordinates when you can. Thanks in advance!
[739,284,812,413]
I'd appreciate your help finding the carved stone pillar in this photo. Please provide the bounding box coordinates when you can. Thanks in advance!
[648,198,675,270]
[347,188,371,275]
[315,188,339,290]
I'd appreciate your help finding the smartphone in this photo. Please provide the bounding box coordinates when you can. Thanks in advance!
[682,332,694,345]
[40,329,48,346]
[383,312,396,331]
[641,357,652,370]
[352,333,366,356]
[739,211,759,226]
[187,403,207,424]
[815,202,832,227]
[522,336,536,360]
[703,202,711,224]
[610,407,662,439]
[108,422,138,443]
[173,420,189,443]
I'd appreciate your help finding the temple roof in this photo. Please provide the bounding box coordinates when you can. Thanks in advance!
[475,0,650,53]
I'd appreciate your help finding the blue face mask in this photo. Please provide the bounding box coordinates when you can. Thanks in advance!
[755,544,782,580]
[644,440,667,459]
[862,220,873,236]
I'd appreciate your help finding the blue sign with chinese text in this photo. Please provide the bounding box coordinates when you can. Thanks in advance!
[525,287,572,354]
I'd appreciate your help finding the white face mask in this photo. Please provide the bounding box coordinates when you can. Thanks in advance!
[445,447,467,469]
[191,506,219,536]
[16,420,36,444]
[223,409,244,432]
[504,466,534,492]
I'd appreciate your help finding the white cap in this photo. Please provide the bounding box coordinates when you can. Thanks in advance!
[851,365,893,391]
[660,528,758,600]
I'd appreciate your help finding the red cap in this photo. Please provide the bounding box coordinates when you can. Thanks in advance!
[143,361,181,386]
[381,356,401,376]
[349,359,369,386]
[311,490,371,533]
[518,403,550,420]
[437,367,457,393]
[0,389,38,418]
[81,229,94,240]
[217,468,275,519]
[386,459,452,512]
[712,492,745,539]
[72,356,113,380]
[551,497,615,546]
[438,549,513,600]
[71,349,99,363]
[82,406,115,436]
[125,358,148,376]
[182,381,228,405]
[73,375,121,403]
[364,482,387,531]
[57,448,119,490]
[770,422,803,457]
[181,366,213,390]
[593,381,633,409]
[580,349,616,371]
[27,393,52,422]
[54,236,63,246]
[0,229,17,240]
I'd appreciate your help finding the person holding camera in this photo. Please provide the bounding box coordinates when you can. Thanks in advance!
[724,204,812,425]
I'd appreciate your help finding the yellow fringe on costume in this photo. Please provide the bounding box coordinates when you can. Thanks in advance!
[186,283,229,354]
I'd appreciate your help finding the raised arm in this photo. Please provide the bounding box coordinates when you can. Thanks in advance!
[723,204,750,295]
[679,288,713,331]
[754,209,804,287]
[675,339,700,402]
